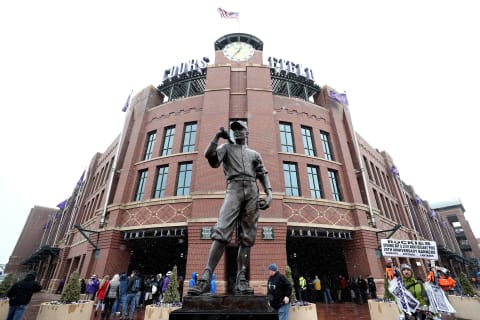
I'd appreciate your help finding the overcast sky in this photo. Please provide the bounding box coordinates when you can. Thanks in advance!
[1,0,478,264]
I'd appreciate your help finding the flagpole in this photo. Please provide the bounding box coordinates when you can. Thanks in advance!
[53,203,68,245]
[44,215,55,245]
[52,209,63,246]
[100,90,132,228]
[39,223,48,248]
[64,167,87,241]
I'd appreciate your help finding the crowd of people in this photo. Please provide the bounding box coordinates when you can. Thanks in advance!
[79,269,181,320]
[279,272,378,305]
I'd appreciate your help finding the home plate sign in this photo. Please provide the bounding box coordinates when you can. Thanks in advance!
[381,239,438,259]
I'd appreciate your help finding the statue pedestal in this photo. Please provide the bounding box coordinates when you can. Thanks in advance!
[170,295,277,320]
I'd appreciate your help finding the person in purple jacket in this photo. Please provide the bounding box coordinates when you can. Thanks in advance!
[86,274,100,300]
[162,271,172,295]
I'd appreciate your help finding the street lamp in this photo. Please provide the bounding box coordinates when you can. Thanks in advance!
[375,224,402,258]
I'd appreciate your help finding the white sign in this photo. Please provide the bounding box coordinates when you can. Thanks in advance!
[381,239,438,260]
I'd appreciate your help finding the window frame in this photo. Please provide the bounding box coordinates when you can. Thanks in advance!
[283,162,300,196]
[153,165,169,198]
[320,130,334,161]
[279,122,295,153]
[161,125,176,156]
[143,130,157,160]
[181,122,197,153]
[307,165,322,198]
[134,169,148,201]
[176,162,192,196]
[301,126,316,156]
[328,169,342,201]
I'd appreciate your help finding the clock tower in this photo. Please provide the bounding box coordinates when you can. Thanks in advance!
[214,33,264,64]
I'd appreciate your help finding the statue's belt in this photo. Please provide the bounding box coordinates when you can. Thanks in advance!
[227,175,256,182]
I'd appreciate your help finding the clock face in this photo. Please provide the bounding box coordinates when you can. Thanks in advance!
[223,42,254,61]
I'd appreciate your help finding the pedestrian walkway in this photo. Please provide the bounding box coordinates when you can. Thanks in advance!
[22,292,459,320]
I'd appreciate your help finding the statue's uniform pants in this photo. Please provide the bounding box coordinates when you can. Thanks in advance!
[212,178,259,247]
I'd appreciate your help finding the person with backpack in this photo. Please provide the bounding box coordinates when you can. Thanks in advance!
[122,270,141,320]
[6,271,42,320]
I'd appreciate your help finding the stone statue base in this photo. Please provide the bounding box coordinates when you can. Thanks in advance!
[169,295,277,320]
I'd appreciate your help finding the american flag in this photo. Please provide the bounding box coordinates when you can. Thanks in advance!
[217,7,239,19]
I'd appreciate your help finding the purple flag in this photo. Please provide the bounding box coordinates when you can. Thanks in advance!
[391,165,400,177]
[77,170,85,187]
[56,199,68,210]
[121,93,131,112]
[328,90,349,106]
[429,210,436,218]
[415,195,422,205]
[217,7,239,19]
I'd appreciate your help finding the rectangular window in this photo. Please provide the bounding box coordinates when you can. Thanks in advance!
[283,162,300,196]
[176,162,192,196]
[161,126,175,156]
[376,167,385,189]
[363,156,373,180]
[182,122,197,153]
[371,162,379,185]
[143,131,157,160]
[134,169,148,201]
[153,165,169,198]
[279,122,295,153]
[328,169,342,201]
[301,126,316,156]
[320,131,334,161]
[307,165,322,198]
[373,189,381,213]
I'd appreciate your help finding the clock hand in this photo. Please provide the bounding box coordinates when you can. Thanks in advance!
[232,46,242,57]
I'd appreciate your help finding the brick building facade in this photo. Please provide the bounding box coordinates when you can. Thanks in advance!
[7,33,478,295]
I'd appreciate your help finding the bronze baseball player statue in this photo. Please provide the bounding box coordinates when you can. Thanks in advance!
[188,120,272,295]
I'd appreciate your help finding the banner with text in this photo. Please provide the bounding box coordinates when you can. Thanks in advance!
[381,239,438,260]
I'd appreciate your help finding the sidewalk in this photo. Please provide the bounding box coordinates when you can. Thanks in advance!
[23,292,458,320]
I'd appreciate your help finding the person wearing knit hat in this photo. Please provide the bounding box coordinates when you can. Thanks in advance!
[268,263,278,272]
[400,262,441,320]
[400,263,412,271]
[267,263,292,320]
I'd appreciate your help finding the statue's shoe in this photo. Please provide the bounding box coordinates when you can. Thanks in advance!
[187,278,211,296]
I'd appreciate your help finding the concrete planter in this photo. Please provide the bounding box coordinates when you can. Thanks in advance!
[36,300,94,320]
[289,303,317,320]
[144,304,181,320]
[447,295,480,320]
[0,299,9,320]
[368,300,401,320]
